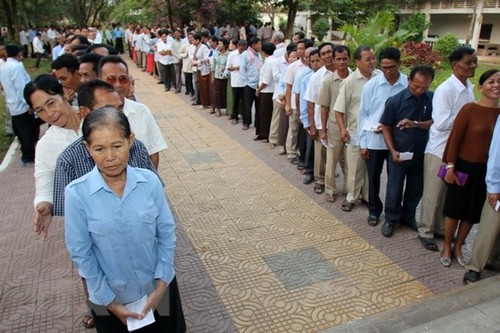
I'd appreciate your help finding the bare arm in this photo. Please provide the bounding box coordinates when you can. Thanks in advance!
[150,153,159,169]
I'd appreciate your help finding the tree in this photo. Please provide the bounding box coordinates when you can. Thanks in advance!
[63,0,109,27]
[312,18,329,42]
[1,0,20,42]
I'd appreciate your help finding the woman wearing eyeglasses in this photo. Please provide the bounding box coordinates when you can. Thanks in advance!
[24,74,83,237]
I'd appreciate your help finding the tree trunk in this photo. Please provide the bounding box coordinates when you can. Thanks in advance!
[1,0,20,42]
[166,0,174,29]
[285,0,298,40]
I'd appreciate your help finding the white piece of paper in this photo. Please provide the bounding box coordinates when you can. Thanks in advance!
[321,139,334,148]
[399,152,414,161]
[347,134,358,146]
[362,119,381,132]
[125,295,155,331]
[495,200,500,212]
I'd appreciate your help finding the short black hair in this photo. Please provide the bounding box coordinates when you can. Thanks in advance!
[89,43,117,55]
[77,79,116,110]
[379,47,401,62]
[309,49,320,58]
[297,39,314,49]
[409,65,435,81]
[97,55,128,77]
[237,39,247,47]
[193,33,202,41]
[79,53,102,74]
[353,46,373,61]
[70,35,90,45]
[334,45,350,58]
[448,46,476,63]
[318,42,334,55]
[479,69,499,85]
[24,74,64,109]
[261,42,276,56]
[83,107,131,144]
[219,38,229,49]
[248,37,261,47]
[294,31,305,40]
[5,44,23,58]
[51,53,80,73]
[286,43,297,55]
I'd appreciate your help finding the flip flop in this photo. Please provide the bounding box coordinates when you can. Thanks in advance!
[419,236,439,252]
[314,183,325,194]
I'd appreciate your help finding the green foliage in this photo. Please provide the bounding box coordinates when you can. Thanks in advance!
[112,0,154,25]
[217,0,260,25]
[400,13,430,43]
[312,18,330,42]
[435,34,460,65]
[340,10,416,55]
[278,17,287,33]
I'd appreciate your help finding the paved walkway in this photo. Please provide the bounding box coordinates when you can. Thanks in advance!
[0,58,497,332]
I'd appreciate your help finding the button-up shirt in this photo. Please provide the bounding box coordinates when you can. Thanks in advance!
[425,74,474,159]
[380,87,433,154]
[226,50,245,87]
[65,166,176,306]
[487,117,500,194]
[284,59,307,109]
[358,72,408,150]
[305,66,333,130]
[53,138,160,216]
[295,68,313,128]
[0,58,30,116]
[240,48,263,89]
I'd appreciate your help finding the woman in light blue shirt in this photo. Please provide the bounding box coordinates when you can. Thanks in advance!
[64,107,185,332]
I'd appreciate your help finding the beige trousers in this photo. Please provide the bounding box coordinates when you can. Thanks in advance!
[418,153,446,238]
[314,139,326,185]
[325,138,346,196]
[286,109,300,157]
[344,144,369,203]
[466,200,500,273]
[269,101,282,145]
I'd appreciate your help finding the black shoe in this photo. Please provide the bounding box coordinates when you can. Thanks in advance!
[185,91,190,95]
[297,162,305,170]
[157,81,164,84]
[287,156,299,165]
[303,174,314,184]
[253,135,263,141]
[463,270,481,285]
[381,222,395,237]
[231,119,238,125]
[242,124,249,130]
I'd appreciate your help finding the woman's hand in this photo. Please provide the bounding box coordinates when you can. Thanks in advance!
[107,301,142,325]
[141,280,168,317]
[444,168,459,185]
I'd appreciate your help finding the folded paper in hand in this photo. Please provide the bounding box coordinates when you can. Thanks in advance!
[125,295,155,331]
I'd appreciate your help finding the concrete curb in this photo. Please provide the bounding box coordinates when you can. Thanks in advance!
[0,137,19,173]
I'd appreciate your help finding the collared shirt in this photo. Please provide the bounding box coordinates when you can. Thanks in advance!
[211,51,229,79]
[305,66,333,130]
[380,87,433,153]
[425,74,474,158]
[273,43,286,59]
[156,39,174,65]
[19,30,29,45]
[53,138,160,216]
[171,39,182,64]
[114,27,124,38]
[358,72,408,150]
[94,31,103,44]
[124,98,168,155]
[34,120,82,207]
[226,50,244,87]
[65,166,176,306]
[0,58,30,116]
[47,28,56,40]
[333,68,381,136]
[193,43,210,76]
[317,69,352,139]
[258,56,275,93]
[240,48,263,89]
[297,68,313,128]
[179,42,193,73]
[52,44,64,61]
[487,117,500,193]
[272,54,289,102]
[33,36,45,53]
[284,59,306,109]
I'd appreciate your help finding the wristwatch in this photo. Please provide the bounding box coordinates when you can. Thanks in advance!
[413,120,419,128]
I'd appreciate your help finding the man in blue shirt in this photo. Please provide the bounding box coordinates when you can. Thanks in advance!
[114,22,124,54]
[358,47,408,226]
[463,117,500,284]
[0,44,38,165]
[380,65,434,237]
[240,37,262,130]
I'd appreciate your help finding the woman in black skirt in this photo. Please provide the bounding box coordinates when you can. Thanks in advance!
[441,69,500,267]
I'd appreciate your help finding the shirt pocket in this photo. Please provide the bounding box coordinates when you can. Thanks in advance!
[88,219,118,252]
[138,206,159,245]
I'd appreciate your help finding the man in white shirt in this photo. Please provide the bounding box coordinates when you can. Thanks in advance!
[304,42,336,194]
[19,28,29,57]
[179,32,195,97]
[171,29,183,93]
[33,32,46,69]
[51,35,64,61]
[226,39,247,124]
[47,26,57,52]
[97,55,168,169]
[418,46,477,250]
[156,30,176,92]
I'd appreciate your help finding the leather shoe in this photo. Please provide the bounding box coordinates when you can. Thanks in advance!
[381,222,395,237]
[303,174,314,184]
[463,270,480,285]
[242,124,249,130]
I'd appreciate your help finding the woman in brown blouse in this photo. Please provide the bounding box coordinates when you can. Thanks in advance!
[441,69,500,267]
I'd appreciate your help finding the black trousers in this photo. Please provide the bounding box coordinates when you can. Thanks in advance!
[298,124,306,164]
[115,37,124,54]
[367,149,388,218]
[184,72,194,95]
[304,132,315,176]
[174,64,182,92]
[384,154,424,225]
[243,85,259,126]
[158,63,176,90]
[34,52,43,68]
[231,87,244,120]
[12,111,38,163]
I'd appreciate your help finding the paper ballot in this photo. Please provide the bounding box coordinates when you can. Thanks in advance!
[398,152,414,161]
[362,119,381,132]
[496,200,500,212]
[125,295,155,331]
[321,139,334,148]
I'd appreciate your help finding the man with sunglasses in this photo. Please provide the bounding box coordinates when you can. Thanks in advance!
[97,55,167,169]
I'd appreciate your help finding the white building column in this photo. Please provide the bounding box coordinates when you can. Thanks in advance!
[471,0,485,50]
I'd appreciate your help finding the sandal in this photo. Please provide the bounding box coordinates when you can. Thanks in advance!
[341,199,354,211]
[419,236,439,252]
[367,215,379,226]
[82,314,94,329]
[313,183,325,194]
[326,194,337,203]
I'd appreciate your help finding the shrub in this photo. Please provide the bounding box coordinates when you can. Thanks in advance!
[400,13,430,43]
[401,41,442,68]
[313,18,330,42]
[435,33,460,64]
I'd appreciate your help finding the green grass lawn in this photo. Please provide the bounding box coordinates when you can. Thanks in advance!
[0,57,52,162]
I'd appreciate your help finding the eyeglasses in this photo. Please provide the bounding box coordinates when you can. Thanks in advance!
[104,75,129,85]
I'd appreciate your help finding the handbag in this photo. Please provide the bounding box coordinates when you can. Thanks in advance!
[437,165,468,186]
